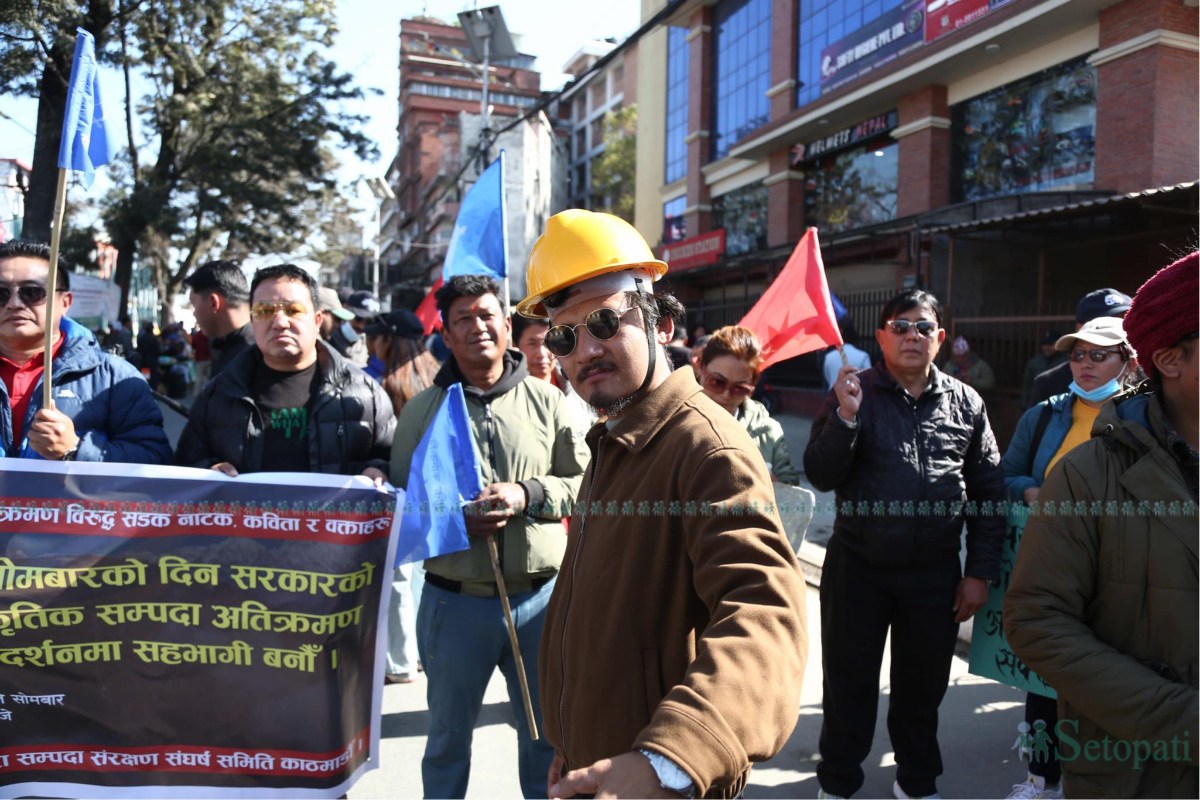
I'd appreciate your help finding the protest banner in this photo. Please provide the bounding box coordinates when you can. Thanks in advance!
[0,460,401,799]
[968,505,1056,699]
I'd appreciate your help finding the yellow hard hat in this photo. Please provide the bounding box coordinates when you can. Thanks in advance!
[518,209,668,318]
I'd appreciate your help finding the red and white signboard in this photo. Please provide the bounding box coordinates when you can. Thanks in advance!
[660,229,726,273]
[925,0,990,42]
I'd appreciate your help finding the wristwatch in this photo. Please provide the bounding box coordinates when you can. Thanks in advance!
[60,443,79,461]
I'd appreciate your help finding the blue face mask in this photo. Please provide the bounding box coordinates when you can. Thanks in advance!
[1069,366,1126,403]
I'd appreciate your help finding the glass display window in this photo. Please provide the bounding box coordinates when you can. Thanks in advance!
[952,57,1097,201]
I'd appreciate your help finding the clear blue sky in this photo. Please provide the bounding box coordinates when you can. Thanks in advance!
[0,1,643,216]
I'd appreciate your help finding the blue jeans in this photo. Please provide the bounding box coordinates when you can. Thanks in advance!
[386,563,418,677]
[417,578,556,799]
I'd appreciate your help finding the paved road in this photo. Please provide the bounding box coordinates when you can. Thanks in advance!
[349,581,1029,799]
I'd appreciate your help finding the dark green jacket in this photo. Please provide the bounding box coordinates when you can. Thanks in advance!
[389,350,590,584]
[1006,390,1198,798]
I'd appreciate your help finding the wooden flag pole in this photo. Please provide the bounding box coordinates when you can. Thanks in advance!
[838,344,850,370]
[485,533,539,740]
[42,168,71,410]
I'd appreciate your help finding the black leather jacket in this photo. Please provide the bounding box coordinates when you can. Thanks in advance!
[175,340,395,475]
[804,364,1005,580]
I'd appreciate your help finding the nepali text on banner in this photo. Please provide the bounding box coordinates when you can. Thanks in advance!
[0,459,402,799]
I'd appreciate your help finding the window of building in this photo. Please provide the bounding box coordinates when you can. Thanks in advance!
[795,0,911,109]
[712,181,768,255]
[803,139,898,233]
[575,96,587,122]
[952,57,1097,201]
[712,0,772,160]
[591,80,607,110]
[665,26,690,184]
[663,195,687,244]
[575,128,587,160]
[591,118,605,150]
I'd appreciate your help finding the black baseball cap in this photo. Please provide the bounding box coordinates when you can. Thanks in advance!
[346,291,382,320]
[365,309,424,339]
[1075,288,1131,323]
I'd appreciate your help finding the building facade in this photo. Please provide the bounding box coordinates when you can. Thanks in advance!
[554,39,640,213]
[382,15,544,307]
[635,0,1198,437]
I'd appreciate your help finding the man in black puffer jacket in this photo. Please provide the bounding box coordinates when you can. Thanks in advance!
[175,263,394,478]
[805,289,1004,800]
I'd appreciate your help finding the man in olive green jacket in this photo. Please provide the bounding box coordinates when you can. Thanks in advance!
[390,275,590,799]
[1005,252,1198,798]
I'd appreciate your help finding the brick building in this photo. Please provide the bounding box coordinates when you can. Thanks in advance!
[381,16,544,306]
[634,0,1198,436]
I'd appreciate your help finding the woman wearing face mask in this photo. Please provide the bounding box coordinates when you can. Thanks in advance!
[698,326,800,484]
[996,315,1138,800]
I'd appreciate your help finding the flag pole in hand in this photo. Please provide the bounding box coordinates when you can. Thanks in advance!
[486,533,539,740]
[44,28,113,409]
[43,170,70,410]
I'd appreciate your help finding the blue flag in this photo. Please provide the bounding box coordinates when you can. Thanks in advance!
[396,383,484,566]
[443,152,507,280]
[830,291,848,320]
[57,29,112,187]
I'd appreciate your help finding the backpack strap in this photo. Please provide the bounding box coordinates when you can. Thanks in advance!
[1025,402,1055,480]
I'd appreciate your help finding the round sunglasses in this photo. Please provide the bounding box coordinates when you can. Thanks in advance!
[544,306,637,357]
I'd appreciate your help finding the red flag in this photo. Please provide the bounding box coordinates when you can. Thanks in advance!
[415,277,444,335]
[738,228,842,371]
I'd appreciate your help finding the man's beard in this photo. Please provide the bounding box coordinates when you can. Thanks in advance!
[586,389,641,418]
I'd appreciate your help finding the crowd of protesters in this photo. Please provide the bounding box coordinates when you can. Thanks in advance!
[0,229,1195,800]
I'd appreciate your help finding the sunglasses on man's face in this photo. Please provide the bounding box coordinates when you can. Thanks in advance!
[703,372,755,399]
[885,319,938,337]
[545,306,636,357]
[1070,347,1121,363]
[250,302,310,322]
[0,284,63,307]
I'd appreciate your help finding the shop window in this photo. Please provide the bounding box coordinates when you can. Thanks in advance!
[665,26,690,184]
[663,196,687,244]
[952,57,1097,201]
[712,0,772,160]
[713,182,768,255]
[804,140,898,233]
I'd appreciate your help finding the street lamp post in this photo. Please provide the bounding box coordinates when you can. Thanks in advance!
[366,177,394,301]
[457,6,517,165]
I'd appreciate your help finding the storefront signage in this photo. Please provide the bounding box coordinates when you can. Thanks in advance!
[660,229,726,272]
[791,110,900,166]
[925,0,991,42]
[820,0,925,95]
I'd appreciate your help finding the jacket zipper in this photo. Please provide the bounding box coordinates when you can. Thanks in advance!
[912,398,926,508]
[482,402,501,572]
[558,435,603,760]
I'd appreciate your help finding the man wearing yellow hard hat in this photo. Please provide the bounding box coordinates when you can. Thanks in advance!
[520,209,809,798]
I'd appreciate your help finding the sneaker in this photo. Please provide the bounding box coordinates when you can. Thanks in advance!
[384,672,415,685]
[1006,774,1062,799]
[817,789,846,799]
[893,780,942,799]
